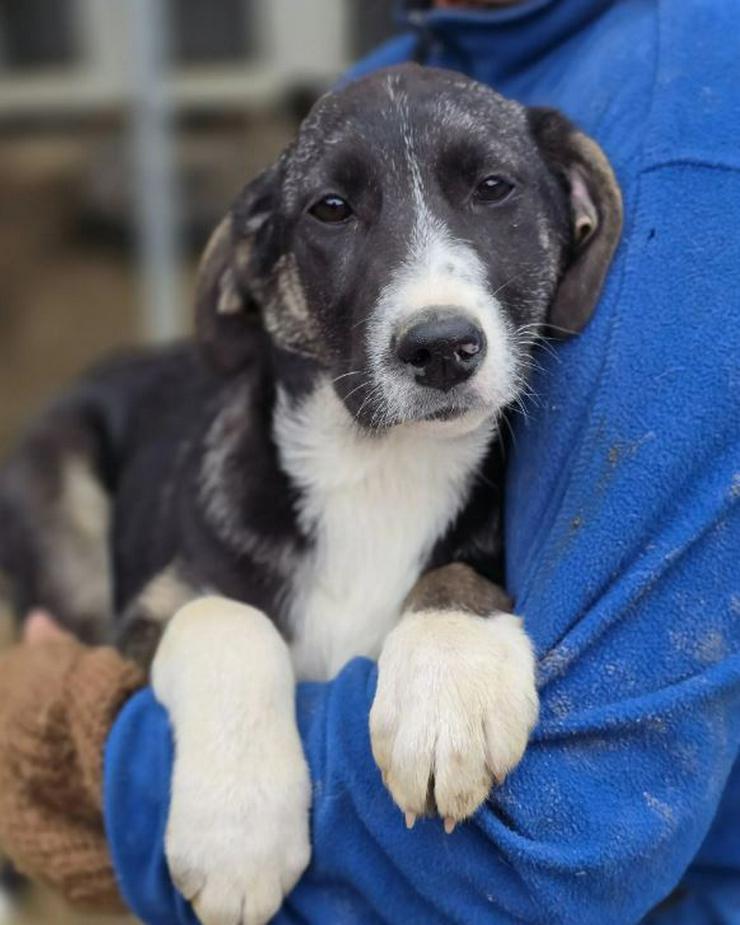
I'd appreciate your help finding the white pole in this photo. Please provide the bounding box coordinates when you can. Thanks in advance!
[128,0,182,343]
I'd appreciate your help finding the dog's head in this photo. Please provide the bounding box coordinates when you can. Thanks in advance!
[197,64,622,429]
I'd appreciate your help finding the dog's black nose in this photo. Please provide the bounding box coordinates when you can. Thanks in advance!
[396,311,486,392]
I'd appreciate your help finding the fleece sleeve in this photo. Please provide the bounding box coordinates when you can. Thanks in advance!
[104,164,740,925]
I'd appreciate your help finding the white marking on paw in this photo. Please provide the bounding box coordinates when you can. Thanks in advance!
[370,608,538,824]
[152,597,311,925]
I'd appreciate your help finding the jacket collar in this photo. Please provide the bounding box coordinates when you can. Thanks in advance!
[403,0,557,29]
[398,1,617,83]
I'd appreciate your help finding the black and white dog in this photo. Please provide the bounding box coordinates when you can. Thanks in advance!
[0,65,621,925]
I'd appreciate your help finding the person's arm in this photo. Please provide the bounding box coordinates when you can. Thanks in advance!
[0,635,144,911]
[104,162,740,924]
[106,646,739,925]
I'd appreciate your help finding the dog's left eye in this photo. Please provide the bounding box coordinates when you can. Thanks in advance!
[474,176,515,204]
[309,195,353,224]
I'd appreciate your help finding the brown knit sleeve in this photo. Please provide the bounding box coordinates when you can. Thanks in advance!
[0,638,145,911]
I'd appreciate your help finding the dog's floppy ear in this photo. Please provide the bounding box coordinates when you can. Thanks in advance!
[195,164,278,372]
[529,108,623,335]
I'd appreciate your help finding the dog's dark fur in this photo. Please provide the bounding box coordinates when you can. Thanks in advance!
[0,65,621,671]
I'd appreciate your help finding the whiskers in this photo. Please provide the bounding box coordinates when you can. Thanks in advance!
[503,319,562,430]
[362,381,393,429]
[490,268,532,300]
[327,367,396,429]
[330,369,363,385]
[514,322,561,359]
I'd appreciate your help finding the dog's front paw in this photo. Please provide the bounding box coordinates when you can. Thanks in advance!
[370,610,538,830]
[165,750,311,925]
[151,598,311,925]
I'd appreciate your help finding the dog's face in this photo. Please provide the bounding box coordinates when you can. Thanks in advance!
[198,65,622,430]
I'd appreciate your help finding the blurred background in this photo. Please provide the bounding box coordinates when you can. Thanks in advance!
[0,1,395,921]
[0,0,397,456]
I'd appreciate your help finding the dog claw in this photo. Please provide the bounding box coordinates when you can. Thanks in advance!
[405,812,416,830]
[443,817,456,835]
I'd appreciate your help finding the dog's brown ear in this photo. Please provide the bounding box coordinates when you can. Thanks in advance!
[529,108,623,335]
[195,164,278,372]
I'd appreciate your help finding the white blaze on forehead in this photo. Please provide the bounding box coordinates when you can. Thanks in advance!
[372,74,519,415]
[369,188,517,413]
[369,224,519,417]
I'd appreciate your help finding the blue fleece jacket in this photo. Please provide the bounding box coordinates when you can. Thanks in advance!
[103,2,740,923]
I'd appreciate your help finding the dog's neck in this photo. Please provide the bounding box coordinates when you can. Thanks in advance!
[273,376,496,679]
[199,362,496,679]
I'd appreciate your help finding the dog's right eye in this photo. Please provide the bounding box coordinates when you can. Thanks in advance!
[308,195,353,224]
[474,175,515,204]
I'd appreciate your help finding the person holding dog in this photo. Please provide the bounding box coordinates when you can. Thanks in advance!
[0,1,738,923]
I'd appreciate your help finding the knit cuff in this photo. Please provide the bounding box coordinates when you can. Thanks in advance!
[0,639,145,911]
[65,646,146,813]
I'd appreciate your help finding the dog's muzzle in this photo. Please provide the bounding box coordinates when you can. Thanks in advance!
[395,308,486,392]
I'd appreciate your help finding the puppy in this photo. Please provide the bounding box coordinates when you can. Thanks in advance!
[0,65,621,925]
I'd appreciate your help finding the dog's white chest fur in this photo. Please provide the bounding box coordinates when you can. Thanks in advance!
[274,382,492,681]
